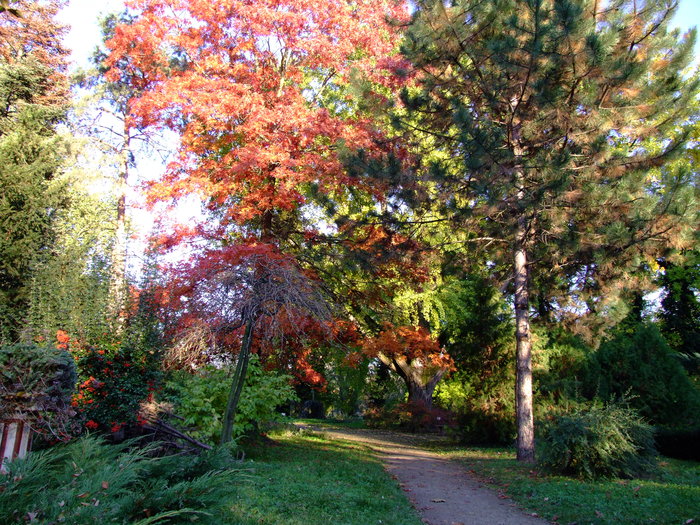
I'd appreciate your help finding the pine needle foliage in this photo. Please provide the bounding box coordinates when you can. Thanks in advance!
[0,435,243,524]
[392,0,700,461]
[538,402,657,480]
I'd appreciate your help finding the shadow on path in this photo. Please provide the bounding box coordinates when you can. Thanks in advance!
[297,425,549,525]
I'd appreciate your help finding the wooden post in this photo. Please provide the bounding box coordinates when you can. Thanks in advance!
[0,418,33,473]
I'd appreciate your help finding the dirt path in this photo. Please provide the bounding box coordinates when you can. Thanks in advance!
[299,425,549,525]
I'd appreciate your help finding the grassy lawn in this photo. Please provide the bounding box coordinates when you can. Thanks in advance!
[222,429,423,525]
[438,445,700,525]
[299,419,699,525]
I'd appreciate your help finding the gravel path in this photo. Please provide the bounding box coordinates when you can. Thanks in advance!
[299,425,549,525]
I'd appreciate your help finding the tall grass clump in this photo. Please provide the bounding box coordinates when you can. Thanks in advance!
[0,435,242,523]
[538,402,657,480]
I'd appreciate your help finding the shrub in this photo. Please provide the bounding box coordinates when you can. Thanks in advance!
[583,323,700,427]
[166,354,298,444]
[67,295,164,434]
[365,401,455,433]
[0,435,242,524]
[538,402,657,480]
[0,343,77,438]
[454,405,515,445]
[71,338,161,434]
[435,376,516,444]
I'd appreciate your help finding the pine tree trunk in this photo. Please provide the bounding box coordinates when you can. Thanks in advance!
[514,208,535,463]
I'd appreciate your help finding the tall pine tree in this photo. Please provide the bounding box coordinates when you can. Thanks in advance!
[0,0,70,341]
[395,0,698,461]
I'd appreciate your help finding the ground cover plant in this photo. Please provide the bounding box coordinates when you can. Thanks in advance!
[0,435,244,524]
[221,429,423,525]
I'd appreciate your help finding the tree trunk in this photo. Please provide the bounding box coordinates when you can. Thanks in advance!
[221,320,255,444]
[514,210,535,463]
[406,376,440,408]
[108,123,130,328]
[381,354,447,410]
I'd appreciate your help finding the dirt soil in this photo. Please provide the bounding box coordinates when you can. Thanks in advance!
[299,425,549,525]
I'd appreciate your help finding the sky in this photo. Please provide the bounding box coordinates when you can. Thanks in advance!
[59,0,700,71]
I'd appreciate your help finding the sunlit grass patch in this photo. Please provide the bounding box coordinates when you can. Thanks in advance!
[222,430,422,525]
[440,446,700,525]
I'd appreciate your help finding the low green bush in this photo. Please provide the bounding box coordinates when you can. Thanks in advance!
[0,435,243,524]
[538,402,657,480]
[166,354,298,444]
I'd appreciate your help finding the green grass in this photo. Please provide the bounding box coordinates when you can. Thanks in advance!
[294,417,367,429]
[222,429,422,525]
[437,445,700,525]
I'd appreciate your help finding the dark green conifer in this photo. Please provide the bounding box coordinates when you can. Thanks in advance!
[397,0,699,461]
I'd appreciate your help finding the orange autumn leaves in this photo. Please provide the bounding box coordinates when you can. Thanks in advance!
[106,0,410,234]
[362,324,454,371]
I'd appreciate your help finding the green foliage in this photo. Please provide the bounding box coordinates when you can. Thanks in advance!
[533,328,589,404]
[0,435,243,524]
[538,403,657,480]
[72,294,163,433]
[0,343,76,437]
[658,252,700,374]
[452,401,516,445]
[438,275,513,382]
[363,360,407,410]
[430,275,518,444]
[320,346,370,418]
[583,323,700,427]
[25,180,116,345]
[166,355,298,444]
[0,56,69,342]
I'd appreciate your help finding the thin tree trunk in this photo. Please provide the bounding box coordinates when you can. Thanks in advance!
[514,192,535,463]
[221,320,255,444]
[108,123,130,327]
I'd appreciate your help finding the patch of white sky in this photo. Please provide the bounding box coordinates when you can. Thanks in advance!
[56,0,700,274]
[58,0,205,272]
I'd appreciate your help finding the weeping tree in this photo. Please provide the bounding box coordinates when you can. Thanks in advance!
[161,246,331,444]
[391,0,699,461]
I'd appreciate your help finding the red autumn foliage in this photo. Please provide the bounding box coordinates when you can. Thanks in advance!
[106,0,409,241]
[361,324,454,408]
[362,324,454,371]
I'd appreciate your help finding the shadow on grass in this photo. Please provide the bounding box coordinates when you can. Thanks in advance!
[221,431,423,525]
[441,446,700,525]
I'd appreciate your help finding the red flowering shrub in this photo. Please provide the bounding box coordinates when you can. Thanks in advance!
[63,296,163,435]
[70,338,161,434]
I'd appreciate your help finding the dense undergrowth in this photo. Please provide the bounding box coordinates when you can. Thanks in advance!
[0,428,422,525]
[0,435,243,524]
